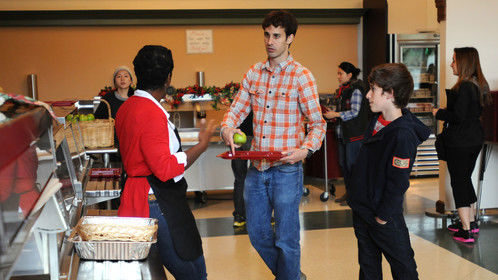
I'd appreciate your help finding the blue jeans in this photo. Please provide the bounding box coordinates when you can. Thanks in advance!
[244,162,303,280]
[338,140,363,191]
[149,200,207,280]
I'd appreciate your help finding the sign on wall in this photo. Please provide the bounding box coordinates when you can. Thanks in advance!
[186,29,213,54]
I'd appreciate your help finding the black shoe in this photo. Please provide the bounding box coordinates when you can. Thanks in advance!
[448,221,479,234]
[447,221,462,232]
[453,229,475,243]
[335,193,347,203]
[233,215,246,227]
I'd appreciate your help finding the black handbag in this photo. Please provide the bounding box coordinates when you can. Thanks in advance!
[435,132,446,161]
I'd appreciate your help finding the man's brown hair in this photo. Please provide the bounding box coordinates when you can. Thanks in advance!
[262,10,298,38]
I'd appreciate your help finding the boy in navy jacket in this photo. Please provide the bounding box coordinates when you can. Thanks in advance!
[347,63,430,280]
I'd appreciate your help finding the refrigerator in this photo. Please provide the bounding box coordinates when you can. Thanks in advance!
[388,33,440,177]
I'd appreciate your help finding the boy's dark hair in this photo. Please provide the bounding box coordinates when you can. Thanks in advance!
[262,10,298,37]
[133,45,174,91]
[368,63,413,108]
[339,62,361,80]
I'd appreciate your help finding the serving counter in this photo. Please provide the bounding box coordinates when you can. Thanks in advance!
[0,101,167,280]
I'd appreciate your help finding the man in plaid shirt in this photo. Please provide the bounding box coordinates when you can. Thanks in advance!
[221,10,326,280]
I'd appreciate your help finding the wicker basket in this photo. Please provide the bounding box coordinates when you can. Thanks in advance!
[54,123,83,154]
[79,99,114,148]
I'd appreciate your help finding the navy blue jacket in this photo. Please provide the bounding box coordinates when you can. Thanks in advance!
[347,109,430,222]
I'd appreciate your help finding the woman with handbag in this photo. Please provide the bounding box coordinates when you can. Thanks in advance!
[432,47,492,243]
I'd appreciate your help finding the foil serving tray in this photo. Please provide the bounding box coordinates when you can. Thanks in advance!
[68,216,157,261]
[217,151,283,161]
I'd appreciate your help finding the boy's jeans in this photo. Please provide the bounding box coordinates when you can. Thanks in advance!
[353,212,418,280]
[244,162,303,280]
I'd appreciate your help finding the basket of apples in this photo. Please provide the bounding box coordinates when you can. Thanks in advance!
[69,99,114,148]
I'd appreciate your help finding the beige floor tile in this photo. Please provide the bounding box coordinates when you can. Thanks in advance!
[407,177,439,202]
[459,268,498,280]
[191,196,236,220]
[176,178,498,279]
[164,228,497,280]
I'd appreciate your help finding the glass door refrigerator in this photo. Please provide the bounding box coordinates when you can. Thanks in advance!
[388,33,440,177]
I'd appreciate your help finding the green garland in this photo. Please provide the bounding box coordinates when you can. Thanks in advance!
[172,82,240,110]
[98,82,240,110]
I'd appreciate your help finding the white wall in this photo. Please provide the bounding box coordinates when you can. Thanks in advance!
[440,0,498,210]
[445,0,498,89]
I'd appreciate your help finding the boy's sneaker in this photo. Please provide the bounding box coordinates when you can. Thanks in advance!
[453,229,475,243]
[448,221,479,234]
[233,215,246,227]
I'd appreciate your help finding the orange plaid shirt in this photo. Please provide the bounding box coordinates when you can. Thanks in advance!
[222,55,326,171]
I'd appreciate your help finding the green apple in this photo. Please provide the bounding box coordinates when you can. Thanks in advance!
[66,114,73,121]
[87,114,95,121]
[233,132,247,145]
[80,114,89,121]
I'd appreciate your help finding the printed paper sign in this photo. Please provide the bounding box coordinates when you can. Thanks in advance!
[186,29,213,54]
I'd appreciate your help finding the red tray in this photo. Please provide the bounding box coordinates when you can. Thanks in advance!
[44,100,76,107]
[89,168,122,178]
[217,151,284,161]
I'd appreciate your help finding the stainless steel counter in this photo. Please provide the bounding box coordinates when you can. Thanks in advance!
[75,244,166,280]
[183,142,234,193]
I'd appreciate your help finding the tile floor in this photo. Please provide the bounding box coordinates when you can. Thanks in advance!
[164,177,498,280]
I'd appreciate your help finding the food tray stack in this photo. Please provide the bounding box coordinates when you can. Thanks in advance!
[68,216,158,260]
[86,168,122,197]
[85,179,121,197]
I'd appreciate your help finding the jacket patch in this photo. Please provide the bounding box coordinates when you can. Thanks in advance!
[392,157,410,169]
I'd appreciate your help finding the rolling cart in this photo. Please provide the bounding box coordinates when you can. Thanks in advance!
[319,127,343,202]
[319,131,331,201]
[304,125,342,202]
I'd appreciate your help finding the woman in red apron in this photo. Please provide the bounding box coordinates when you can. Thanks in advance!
[115,45,215,279]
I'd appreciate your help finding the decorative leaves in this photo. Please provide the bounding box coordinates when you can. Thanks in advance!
[172,82,240,110]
